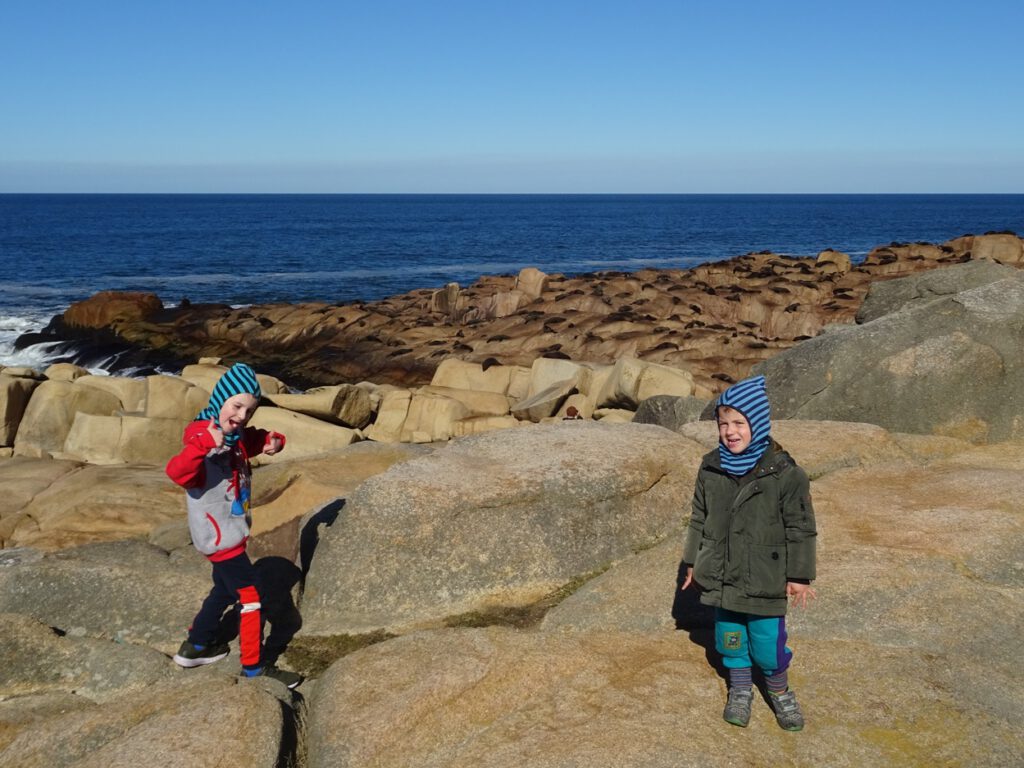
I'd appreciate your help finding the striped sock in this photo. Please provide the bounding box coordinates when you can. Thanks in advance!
[766,669,789,695]
[729,667,753,690]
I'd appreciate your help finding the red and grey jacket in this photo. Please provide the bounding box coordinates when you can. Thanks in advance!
[166,421,286,561]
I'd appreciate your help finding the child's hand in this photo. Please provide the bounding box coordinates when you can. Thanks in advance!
[206,418,224,448]
[680,566,694,591]
[263,432,284,456]
[787,581,817,609]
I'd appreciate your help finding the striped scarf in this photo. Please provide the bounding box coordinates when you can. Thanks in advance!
[716,375,771,476]
[195,363,262,446]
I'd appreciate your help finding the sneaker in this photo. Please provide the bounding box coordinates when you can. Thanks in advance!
[243,665,303,689]
[723,686,754,727]
[769,689,805,731]
[173,640,230,668]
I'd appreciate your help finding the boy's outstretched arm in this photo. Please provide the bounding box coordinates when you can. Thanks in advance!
[165,420,219,488]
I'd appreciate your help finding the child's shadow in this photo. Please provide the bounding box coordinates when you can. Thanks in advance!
[672,558,727,683]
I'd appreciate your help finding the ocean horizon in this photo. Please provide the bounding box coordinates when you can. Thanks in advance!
[2,192,1021,371]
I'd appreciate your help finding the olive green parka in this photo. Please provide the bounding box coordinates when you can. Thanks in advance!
[682,441,816,617]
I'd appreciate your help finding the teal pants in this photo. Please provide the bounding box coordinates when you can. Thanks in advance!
[715,607,792,674]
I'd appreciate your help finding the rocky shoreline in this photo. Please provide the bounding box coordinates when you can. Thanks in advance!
[22,232,1024,394]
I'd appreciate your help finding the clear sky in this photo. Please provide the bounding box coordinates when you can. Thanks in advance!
[1,1,1021,193]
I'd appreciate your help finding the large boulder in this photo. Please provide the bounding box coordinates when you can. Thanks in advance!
[363,388,412,443]
[60,413,185,466]
[62,291,163,330]
[0,370,43,446]
[632,395,709,432]
[266,384,373,428]
[0,613,173,702]
[0,540,210,653]
[757,270,1024,442]
[855,259,1016,324]
[13,380,122,458]
[0,675,289,768]
[144,374,209,421]
[300,422,704,635]
[2,464,183,551]
[248,406,358,462]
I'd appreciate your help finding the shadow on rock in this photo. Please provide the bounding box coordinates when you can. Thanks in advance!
[672,556,725,682]
[299,498,345,582]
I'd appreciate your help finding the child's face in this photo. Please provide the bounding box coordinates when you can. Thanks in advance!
[717,406,752,454]
[218,393,259,435]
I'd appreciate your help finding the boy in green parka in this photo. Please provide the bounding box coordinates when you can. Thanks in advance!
[681,375,817,730]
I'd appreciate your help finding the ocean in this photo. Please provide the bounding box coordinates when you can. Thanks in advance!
[1,193,1021,372]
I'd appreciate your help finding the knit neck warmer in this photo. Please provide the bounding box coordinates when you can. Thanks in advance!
[716,375,772,476]
[195,363,262,446]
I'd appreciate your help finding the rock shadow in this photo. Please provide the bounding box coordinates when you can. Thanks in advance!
[672,556,726,682]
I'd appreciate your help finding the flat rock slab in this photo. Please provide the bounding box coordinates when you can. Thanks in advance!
[306,626,1022,768]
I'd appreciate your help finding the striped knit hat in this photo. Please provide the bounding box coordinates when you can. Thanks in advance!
[195,363,262,445]
[716,374,771,475]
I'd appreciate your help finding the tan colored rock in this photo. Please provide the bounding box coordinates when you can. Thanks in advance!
[60,413,122,464]
[0,457,82,546]
[364,389,412,443]
[418,385,511,417]
[526,357,589,398]
[0,676,286,768]
[430,281,462,316]
[511,377,577,422]
[14,380,122,459]
[430,358,528,396]
[144,374,208,421]
[267,384,373,428]
[971,233,1023,264]
[593,407,635,423]
[249,441,430,540]
[515,266,549,300]
[248,406,358,462]
[1,366,44,379]
[75,374,146,413]
[0,372,43,446]
[180,362,285,397]
[816,249,852,274]
[6,464,183,550]
[399,391,470,442]
[450,414,521,437]
[44,363,89,382]
[596,357,694,409]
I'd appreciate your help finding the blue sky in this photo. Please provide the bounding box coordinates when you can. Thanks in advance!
[1,1,1021,193]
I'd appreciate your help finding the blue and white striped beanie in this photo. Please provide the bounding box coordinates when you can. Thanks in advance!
[716,374,772,475]
[195,363,262,445]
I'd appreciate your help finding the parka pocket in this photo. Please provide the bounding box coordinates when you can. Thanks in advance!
[692,534,726,589]
[747,544,787,598]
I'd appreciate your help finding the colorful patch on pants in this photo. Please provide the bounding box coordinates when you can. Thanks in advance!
[722,631,743,650]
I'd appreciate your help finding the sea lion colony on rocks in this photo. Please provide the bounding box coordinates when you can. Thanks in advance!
[0,233,1022,766]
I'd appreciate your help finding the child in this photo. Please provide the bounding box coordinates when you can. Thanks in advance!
[166,363,301,689]
[681,375,816,730]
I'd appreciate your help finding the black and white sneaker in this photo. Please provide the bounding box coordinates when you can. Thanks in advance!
[243,665,303,689]
[173,640,230,668]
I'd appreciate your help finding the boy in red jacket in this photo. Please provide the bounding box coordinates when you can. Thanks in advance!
[166,363,300,688]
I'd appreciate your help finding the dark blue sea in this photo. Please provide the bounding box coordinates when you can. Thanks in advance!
[1,193,1021,369]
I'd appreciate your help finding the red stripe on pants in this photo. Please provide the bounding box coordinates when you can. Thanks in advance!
[237,585,262,667]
